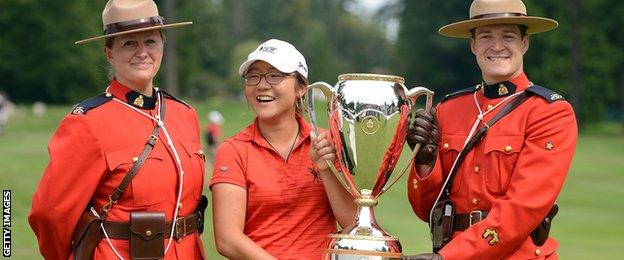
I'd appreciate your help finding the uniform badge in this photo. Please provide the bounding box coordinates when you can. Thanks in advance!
[483,228,500,245]
[498,84,509,96]
[550,93,563,101]
[71,106,85,115]
[133,95,144,107]
[545,142,554,151]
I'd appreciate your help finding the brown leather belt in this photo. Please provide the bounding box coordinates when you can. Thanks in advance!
[101,213,200,240]
[453,210,488,231]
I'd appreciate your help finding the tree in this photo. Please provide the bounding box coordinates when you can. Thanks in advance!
[0,1,105,103]
[394,1,476,96]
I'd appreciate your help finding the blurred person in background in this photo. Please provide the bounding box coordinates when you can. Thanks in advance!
[0,90,14,136]
[404,0,577,259]
[210,39,357,259]
[28,0,208,259]
[204,110,224,163]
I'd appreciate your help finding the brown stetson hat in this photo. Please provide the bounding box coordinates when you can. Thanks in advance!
[438,0,558,38]
[75,0,192,44]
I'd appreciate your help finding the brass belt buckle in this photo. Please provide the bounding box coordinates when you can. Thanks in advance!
[174,216,187,241]
[470,210,484,225]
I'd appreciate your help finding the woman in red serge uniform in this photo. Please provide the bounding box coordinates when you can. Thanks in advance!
[29,1,207,259]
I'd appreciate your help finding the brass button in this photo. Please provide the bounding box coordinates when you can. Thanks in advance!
[198,150,204,155]
[443,143,449,149]
[178,202,183,210]
[472,198,479,205]
[486,104,494,111]
[412,178,418,190]
[105,93,112,97]
[145,230,152,237]
[504,145,512,152]
[534,249,541,256]
[132,157,139,163]
[155,114,160,120]
[474,166,480,173]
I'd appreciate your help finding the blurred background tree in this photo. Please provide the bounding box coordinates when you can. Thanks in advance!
[0,0,622,129]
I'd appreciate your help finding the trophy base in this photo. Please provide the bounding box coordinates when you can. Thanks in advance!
[326,190,403,259]
[326,232,402,260]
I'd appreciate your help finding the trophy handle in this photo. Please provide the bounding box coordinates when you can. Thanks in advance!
[378,86,435,197]
[306,82,355,196]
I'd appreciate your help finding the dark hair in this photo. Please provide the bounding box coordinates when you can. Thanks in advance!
[104,30,166,49]
[294,73,307,116]
[470,24,529,38]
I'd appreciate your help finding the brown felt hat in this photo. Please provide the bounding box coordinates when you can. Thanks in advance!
[438,0,558,38]
[75,0,192,44]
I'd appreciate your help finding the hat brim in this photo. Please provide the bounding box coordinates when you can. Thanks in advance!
[75,21,192,45]
[439,16,558,38]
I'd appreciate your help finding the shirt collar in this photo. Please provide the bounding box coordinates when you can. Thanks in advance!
[107,78,158,110]
[480,72,531,99]
[236,114,312,149]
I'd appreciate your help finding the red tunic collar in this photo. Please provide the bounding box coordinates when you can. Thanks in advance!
[107,79,157,110]
[480,72,532,99]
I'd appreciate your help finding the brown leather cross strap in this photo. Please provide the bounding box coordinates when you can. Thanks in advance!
[101,92,166,216]
[101,213,200,240]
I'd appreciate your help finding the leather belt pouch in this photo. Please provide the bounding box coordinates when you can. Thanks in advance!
[431,199,454,253]
[72,209,102,260]
[130,211,165,260]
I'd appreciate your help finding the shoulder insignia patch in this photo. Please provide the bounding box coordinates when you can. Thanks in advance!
[525,85,565,104]
[441,86,478,103]
[159,89,191,109]
[70,93,113,115]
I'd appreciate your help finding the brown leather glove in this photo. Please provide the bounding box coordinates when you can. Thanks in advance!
[406,107,439,165]
[402,253,443,260]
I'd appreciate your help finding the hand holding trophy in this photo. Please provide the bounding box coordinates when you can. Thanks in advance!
[305,74,434,259]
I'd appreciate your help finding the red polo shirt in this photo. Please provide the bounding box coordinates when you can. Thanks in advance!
[210,116,336,259]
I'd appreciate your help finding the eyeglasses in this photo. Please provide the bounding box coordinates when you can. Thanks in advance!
[243,72,294,86]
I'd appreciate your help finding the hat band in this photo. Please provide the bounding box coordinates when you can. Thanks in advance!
[104,16,165,35]
[471,12,527,20]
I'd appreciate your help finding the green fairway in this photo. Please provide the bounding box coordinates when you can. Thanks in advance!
[1,100,622,259]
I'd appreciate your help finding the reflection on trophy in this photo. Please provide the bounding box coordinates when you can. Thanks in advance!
[306,74,433,259]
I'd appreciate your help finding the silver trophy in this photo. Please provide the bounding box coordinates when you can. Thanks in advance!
[306,73,433,259]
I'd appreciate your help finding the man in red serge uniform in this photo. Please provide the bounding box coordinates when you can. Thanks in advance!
[404,0,577,259]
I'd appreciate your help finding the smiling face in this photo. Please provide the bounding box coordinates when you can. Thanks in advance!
[244,61,305,123]
[471,24,529,84]
[104,30,163,93]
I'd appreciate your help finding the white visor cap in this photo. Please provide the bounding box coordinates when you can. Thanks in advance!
[238,39,309,83]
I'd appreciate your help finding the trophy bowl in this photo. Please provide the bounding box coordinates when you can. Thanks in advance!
[306,73,433,259]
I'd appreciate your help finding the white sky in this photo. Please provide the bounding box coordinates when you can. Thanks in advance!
[353,0,399,41]
[357,0,387,11]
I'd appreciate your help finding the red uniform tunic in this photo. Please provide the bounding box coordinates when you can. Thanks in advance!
[408,73,577,259]
[29,79,206,260]
[210,116,337,259]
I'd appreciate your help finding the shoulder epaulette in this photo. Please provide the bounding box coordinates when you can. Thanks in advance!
[159,89,191,109]
[440,86,478,103]
[525,85,565,103]
[70,93,112,115]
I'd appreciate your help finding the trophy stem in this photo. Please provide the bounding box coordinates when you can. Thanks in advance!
[326,189,402,259]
